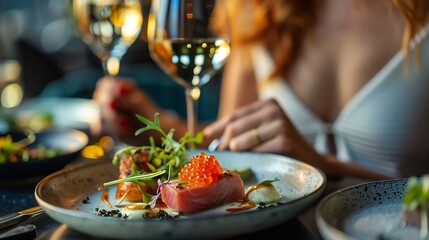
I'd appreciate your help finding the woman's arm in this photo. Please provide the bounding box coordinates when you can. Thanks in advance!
[205,98,388,179]
[93,77,190,145]
[217,45,258,118]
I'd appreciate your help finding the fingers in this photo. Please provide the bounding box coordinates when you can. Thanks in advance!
[93,77,135,109]
[203,99,272,144]
[218,110,265,149]
[204,99,289,151]
[108,79,143,114]
[93,77,142,140]
[252,135,291,155]
[93,77,115,104]
[228,118,286,151]
[217,128,257,150]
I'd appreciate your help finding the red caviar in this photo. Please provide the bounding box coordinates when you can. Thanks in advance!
[178,152,223,185]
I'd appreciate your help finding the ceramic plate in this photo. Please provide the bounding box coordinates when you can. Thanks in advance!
[0,129,88,181]
[316,178,426,240]
[0,97,100,137]
[35,151,326,240]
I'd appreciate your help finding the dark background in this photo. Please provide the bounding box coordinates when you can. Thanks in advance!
[0,0,221,122]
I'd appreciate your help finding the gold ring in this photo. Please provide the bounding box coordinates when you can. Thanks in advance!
[252,128,261,145]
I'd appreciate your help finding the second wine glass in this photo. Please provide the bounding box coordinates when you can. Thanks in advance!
[147,0,230,136]
[73,0,143,76]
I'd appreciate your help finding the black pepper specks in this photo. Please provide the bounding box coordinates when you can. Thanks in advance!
[95,208,128,219]
[82,196,90,204]
[143,209,179,219]
[256,202,283,210]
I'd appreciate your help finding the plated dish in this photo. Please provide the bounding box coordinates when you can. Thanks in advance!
[0,129,88,180]
[35,150,326,239]
[316,178,429,240]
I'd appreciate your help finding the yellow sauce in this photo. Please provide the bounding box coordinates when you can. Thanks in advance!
[226,200,256,213]
[101,188,113,209]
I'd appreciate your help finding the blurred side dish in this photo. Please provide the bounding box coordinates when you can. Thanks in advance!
[0,135,61,164]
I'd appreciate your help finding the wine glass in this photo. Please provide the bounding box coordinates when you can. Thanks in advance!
[147,0,230,136]
[72,0,143,76]
[72,0,142,147]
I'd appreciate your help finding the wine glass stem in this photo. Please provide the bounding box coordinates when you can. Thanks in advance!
[102,59,109,76]
[101,57,121,147]
[102,56,120,77]
[185,87,199,136]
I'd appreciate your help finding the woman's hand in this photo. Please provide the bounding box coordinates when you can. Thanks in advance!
[203,98,387,179]
[93,76,160,145]
[204,98,310,158]
[93,76,188,145]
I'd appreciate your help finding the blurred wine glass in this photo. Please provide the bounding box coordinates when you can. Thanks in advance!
[72,0,143,76]
[147,0,230,136]
[0,60,23,109]
[0,60,23,133]
[72,0,142,150]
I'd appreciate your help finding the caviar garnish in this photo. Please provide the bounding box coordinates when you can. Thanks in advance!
[178,152,223,185]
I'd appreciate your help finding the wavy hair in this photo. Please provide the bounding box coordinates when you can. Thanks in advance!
[216,0,429,79]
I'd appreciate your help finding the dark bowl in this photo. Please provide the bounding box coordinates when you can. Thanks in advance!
[0,129,88,181]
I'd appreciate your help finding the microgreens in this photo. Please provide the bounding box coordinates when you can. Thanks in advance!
[149,167,172,208]
[403,174,429,238]
[104,170,166,187]
[105,113,203,205]
[115,190,129,207]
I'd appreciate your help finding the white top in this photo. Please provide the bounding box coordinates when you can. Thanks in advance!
[251,27,429,178]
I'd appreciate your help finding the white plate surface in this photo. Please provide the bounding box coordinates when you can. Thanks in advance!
[36,151,326,240]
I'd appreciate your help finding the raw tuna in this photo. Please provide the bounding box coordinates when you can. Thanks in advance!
[161,170,245,214]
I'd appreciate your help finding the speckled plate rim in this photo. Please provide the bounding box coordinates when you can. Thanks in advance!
[315,178,408,240]
[35,151,327,239]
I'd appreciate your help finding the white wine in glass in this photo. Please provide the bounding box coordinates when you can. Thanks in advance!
[73,0,143,76]
[147,0,230,136]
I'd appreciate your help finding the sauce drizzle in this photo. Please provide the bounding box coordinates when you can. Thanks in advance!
[245,184,265,199]
[227,183,279,213]
[101,188,113,209]
[226,200,256,213]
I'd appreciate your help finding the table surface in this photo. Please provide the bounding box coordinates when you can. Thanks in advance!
[0,157,369,240]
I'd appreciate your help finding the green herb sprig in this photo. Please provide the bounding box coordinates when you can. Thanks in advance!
[403,174,429,238]
[104,170,167,187]
[105,113,203,204]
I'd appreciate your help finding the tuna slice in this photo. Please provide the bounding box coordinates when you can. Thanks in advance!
[160,170,245,214]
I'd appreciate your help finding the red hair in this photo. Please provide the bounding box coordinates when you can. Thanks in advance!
[216,0,429,79]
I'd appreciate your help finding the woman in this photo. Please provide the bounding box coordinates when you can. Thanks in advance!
[93,0,429,179]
